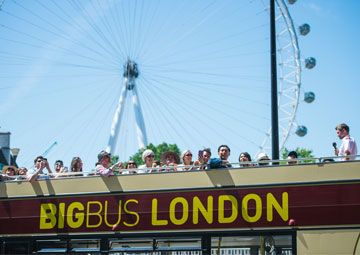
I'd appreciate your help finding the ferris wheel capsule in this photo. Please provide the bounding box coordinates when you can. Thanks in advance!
[288,0,297,4]
[299,24,311,36]
[295,126,307,137]
[305,57,316,69]
[304,91,315,103]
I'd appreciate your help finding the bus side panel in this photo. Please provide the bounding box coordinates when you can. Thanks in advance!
[297,229,360,254]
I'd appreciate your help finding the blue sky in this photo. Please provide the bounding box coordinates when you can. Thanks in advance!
[0,0,359,171]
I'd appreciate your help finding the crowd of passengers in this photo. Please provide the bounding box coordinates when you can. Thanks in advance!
[0,145,328,182]
[1,122,357,182]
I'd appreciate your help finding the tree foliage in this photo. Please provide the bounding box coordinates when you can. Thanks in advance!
[111,155,119,165]
[129,143,181,166]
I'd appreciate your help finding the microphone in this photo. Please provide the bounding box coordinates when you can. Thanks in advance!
[332,142,337,150]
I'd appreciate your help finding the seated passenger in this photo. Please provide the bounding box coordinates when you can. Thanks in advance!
[239,152,254,167]
[160,151,180,171]
[54,160,68,173]
[1,166,17,180]
[17,167,28,176]
[138,149,155,173]
[122,160,138,174]
[27,156,52,182]
[194,148,212,170]
[208,145,232,169]
[178,150,197,171]
[15,167,28,180]
[95,150,122,177]
[152,160,161,168]
[70,157,83,176]
[257,152,270,166]
[287,151,298,165]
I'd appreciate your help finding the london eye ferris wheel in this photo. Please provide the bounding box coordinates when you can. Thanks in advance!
[0,0,315,168]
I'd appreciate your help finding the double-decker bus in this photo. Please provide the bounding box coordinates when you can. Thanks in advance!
[1,159,360,254]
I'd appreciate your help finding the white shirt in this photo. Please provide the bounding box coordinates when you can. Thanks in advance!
[339,135,358,160]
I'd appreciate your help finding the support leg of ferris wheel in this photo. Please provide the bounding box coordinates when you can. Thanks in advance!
[106,59,147,154]
[106,83,128,154]
[131,85,148,149]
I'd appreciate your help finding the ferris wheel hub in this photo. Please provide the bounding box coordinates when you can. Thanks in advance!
[123,59,139,90]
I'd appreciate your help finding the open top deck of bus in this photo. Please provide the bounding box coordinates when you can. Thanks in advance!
[1,160,360,198]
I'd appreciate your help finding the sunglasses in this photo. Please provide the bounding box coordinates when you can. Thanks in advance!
[185,154,192,157]
[146,155,155,158]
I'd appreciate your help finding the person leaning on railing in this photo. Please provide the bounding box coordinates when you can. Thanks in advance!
[160,151,179,171]
[208,145,232,169]
[27,156,52,182]
[95,150,122,177]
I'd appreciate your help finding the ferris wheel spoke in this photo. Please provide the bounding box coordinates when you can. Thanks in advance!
[139,77,198,148]
[144,73,266,146]
[0,0,309,166]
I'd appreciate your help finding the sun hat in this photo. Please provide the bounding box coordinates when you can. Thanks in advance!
[181,150,192,162]
[98,150,111,162]
[142,149,154,161]
[161,151,180,164]
[257,152,269,161]
[2,165,18,174]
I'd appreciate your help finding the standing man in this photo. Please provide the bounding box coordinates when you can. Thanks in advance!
[335,123,357,161]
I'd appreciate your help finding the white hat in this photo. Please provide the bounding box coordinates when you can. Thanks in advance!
[181,150,192,162]
[142,149,154,161]
[257,152,269,161]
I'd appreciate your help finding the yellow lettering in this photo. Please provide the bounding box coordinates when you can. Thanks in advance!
[67,202,84,229]
[242,194,262,223]
[193,196,213,224]
[218,195,238,223]
[58,203,65,229]
[104,200,122,227]
[39,203,57,229]
[267,192,288,222]
[86,201,102,228]
[169,197,189,225]
[151,199,168,226]
[123,199,140,227]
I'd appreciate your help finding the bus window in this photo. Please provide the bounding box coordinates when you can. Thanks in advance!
[211,235,294,255]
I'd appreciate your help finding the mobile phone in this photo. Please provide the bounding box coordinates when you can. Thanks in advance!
[198,150,203,159]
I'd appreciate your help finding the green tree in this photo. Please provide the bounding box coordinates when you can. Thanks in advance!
[111,155,119,165]
[129,142,181,166]
[281,147,315,163]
